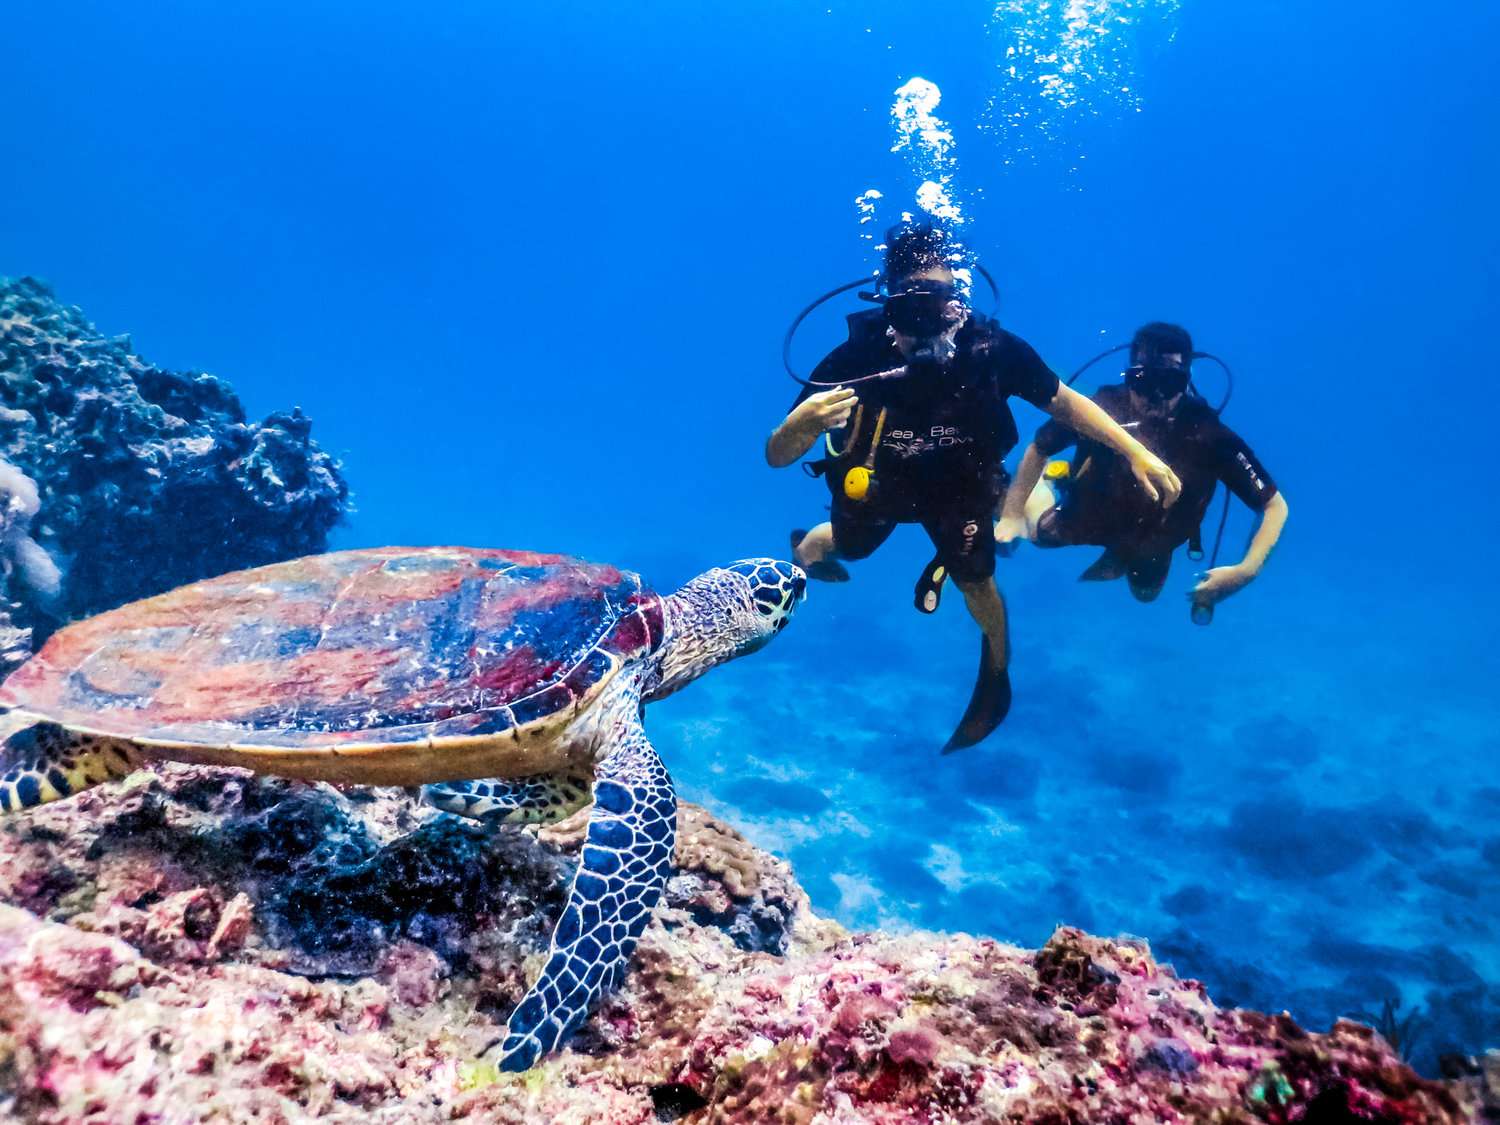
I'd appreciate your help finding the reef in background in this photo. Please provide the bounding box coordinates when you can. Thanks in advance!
[0,277,349,667]
[0,765,1483,1123]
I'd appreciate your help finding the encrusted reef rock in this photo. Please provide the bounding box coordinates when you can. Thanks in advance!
[1444,1051,1500,1122]
[0,277,349,641]
[0,766,1478,1123]
[0,457,59,672]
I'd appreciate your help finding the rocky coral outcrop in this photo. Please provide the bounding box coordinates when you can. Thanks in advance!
[0,764,1477,1123]
[1444,1051,1500,1122]
[0,457,59,671]
[0,277,349,647]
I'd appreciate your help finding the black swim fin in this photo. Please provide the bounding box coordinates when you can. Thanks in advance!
[942,635,1012,753]
[1078,549,1127,582]
[913,554,947,614]
[790,530,850,582]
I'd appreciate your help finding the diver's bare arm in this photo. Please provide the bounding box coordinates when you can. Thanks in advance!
[1044,385,1148,465]
[765,416,821,468]
[1043,385,1182,506]
[1192,492,1288,605]
[1237,491,1288,577]
[1000,443,1048,523]
[765,387,857,468]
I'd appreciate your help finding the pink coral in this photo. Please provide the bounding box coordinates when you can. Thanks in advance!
[0,764,1481,1123]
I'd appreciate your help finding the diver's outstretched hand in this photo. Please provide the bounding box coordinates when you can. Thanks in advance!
[1190,564,1252,608]
[1129,450,1182,507]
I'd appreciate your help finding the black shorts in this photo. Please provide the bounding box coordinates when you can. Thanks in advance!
[1035,507,1172,599]
[831,495,997,583]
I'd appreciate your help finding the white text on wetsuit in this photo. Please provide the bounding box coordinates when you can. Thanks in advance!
[882,425,975,457]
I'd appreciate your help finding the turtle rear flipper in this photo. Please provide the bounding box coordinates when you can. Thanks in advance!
[493,719,676,1072]
[0,712,140,813]
[422,774,593,826]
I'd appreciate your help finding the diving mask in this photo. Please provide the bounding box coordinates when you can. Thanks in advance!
[883,283,966,338]
[1125,360,1190,401]
[884,282,967,367]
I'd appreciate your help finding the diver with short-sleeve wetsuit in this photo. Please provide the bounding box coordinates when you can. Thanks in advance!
[766,223,1183,748]
[997,322,1289,613]
[787,288,1059,587]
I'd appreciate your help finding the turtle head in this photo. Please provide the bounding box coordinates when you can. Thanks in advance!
[646,559,806,701]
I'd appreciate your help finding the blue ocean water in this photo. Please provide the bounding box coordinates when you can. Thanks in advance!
[7,0,1498,1070]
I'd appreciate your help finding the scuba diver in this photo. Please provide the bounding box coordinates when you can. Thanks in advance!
[996,322,1288,616]
[766,222,1182,749]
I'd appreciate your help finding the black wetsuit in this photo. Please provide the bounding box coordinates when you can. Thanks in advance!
[1032,384,1278,595]
[795,309,1060,583]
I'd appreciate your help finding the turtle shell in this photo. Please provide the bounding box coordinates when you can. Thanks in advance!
[0,547,665,765]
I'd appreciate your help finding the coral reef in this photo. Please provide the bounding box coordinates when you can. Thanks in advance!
[656,607,1500,1078]
[1444,1051,1500,1122]
[0,764,1478,1122]
[0,457,58,672]
[0,277,349,642]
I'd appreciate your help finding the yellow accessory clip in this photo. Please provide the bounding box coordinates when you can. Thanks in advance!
[1044,459,1071,481]
[843,465,872,501]
[842,406,887,502]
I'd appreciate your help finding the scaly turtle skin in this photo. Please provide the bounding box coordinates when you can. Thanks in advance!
[0,546,805,1071]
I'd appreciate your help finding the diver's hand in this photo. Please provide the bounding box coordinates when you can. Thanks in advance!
[1190,564,1253,608]
[1129,449,1182,507]
[768,389,857,467]
[994,515,1027,557]
[792,386,858,434]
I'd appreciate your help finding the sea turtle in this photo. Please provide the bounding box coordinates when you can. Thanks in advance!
[0,546,805,1070]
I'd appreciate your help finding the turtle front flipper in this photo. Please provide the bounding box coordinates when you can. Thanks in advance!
[421,774,592,826]
[493,720,676,1072]
[0,710,141,813]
